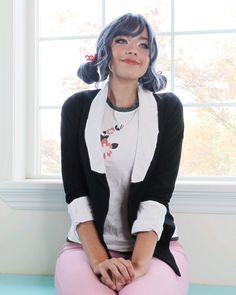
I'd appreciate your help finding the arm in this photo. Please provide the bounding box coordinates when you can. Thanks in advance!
[76,221,109,271]
[131,231,158,278]
[129,94,184,278]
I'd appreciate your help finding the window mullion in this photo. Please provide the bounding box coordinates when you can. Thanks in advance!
[27,0,40,178]
[102,0,106,27]
[171,0,175,92]
[183,102,236,108]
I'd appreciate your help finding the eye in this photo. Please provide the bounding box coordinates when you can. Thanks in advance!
[114,37,128,44]
[139,42,150,50]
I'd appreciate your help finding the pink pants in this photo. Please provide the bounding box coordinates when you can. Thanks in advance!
[55,241,189,295]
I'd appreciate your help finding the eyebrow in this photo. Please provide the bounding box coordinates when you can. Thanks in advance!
[138,36,149,41]
[114,35,149,42]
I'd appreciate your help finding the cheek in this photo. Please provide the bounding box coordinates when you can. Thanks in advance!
[109,57,119,73]
[140,58,150,76]
[110,48,119,66]
[109,56,116,69]
[111,45,122,57]
[142,56,150,70]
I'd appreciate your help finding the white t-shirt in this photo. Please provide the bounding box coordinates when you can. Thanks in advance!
[101,101,139,251]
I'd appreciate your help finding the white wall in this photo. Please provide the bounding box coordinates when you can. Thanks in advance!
[0,198,69,275]
[175,213,236,286]
[0,195,236,286]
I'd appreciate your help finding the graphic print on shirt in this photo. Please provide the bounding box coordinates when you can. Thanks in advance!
[101,124,124,159]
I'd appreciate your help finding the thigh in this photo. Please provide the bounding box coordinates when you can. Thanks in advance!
[54,242,116,295]
[119,241,189,295]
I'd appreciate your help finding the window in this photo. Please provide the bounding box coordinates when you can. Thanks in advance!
[34,0,236,179]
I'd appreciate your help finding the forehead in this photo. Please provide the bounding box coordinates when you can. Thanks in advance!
[115,28,149,40]
[113,21,149,36]
[135,27,148,39]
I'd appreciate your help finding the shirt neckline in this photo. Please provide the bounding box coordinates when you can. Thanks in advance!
[106,97,139,112]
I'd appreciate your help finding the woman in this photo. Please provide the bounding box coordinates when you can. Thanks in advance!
[55,13,189,295]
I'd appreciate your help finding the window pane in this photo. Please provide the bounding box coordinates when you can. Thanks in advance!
[176,0,236,31]
[175,34,236,104]
[40,109,61,175]
[179,106,236,176]
[39,39,97,107]
[106,0,170,32]
[39,0,102,37]
[157,36,171,91]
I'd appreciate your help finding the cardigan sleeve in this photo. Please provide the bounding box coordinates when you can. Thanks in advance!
[60,94,90,204]
[131,200,166,240]
[68,197,94,236]
[142,92,184,205]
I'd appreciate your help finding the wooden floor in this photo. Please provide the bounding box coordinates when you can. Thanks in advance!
[0,275,236,295]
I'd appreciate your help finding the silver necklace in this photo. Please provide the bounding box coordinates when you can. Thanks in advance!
[106,98,139,130]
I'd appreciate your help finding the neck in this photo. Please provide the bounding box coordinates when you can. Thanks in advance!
[108,77,138,108]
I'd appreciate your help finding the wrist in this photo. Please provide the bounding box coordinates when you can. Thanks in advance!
[132,260,148,271]
[131,261,148,279]
[90,256,108,273]
[131,253,151,271]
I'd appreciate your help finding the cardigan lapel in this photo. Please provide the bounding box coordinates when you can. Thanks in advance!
[85,83,159,182]
[84,83,108,174]
[131,86,158,183]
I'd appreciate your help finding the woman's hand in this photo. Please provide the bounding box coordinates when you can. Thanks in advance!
[93,257,135,291]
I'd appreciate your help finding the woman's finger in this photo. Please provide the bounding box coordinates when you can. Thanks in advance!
[118,258,135,279]
[112,274,126,291]
[96,257,133,288]
[106,261,126,283]
[110,257,135,282]
[99,269,116,290]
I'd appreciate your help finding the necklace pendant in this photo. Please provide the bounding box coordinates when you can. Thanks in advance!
[115,124,124,131]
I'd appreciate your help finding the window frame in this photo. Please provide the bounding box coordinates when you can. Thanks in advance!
[33,0,236,179]
[0,0,235,213]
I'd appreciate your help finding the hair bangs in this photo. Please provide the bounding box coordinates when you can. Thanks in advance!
[112,16,146,39]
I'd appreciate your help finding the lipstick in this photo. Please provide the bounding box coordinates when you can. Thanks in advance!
[122,59,139,65]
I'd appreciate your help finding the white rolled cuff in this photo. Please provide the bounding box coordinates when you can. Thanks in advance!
[68,197,94,229]
[131,200,167,240]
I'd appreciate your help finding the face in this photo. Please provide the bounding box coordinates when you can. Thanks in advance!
[109,28,150,82]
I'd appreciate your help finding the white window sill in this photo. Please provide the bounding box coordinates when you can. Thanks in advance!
[0,179,235,214]
[0,179,65,211]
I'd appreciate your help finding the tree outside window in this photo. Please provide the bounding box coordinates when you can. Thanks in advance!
[37,0,236,178]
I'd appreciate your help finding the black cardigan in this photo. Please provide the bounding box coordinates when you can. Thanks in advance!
[61,89,184,276]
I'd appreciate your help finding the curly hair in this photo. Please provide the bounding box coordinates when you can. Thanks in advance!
[77,13,167,92]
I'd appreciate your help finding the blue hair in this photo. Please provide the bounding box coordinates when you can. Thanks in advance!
[77,13,167,92]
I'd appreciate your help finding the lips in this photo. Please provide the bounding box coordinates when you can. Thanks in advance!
[122,59,140,65]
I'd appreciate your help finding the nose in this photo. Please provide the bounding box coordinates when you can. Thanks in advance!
[128,50,137,56]
[126,42,138,56]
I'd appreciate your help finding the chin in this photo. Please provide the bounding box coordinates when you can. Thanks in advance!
[117,71,144,81]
